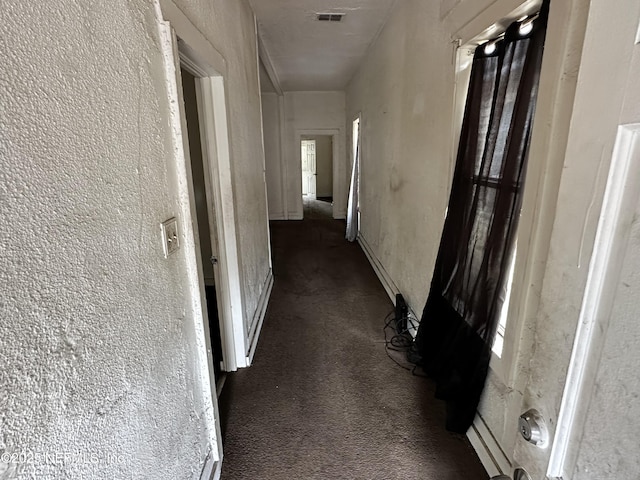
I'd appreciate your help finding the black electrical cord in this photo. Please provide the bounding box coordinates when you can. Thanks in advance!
[382,310,427,377]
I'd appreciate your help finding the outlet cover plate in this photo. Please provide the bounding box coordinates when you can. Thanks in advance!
[161,217,179,258]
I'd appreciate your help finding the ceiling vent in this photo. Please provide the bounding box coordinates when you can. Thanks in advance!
[317,13,345,22]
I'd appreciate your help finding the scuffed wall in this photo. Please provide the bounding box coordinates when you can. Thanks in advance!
[551,0,640,477]
[344,0,613,477]
[345,0,453,316]
[172,0,272,331]
[0,0,269,478]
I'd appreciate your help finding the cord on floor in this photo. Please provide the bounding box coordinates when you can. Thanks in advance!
[383,311,427,377]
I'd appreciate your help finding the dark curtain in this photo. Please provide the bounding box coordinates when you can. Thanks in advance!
[413,1,549,433]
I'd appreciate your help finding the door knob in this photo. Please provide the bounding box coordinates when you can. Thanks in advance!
[514,468,532,480]
[490,468,532,480]
[518,408,549,447]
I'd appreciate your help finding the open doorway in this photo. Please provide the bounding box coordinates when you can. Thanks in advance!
[300,135,333,219]
[180,67,225,390]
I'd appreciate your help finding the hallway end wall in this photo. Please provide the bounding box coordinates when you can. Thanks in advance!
[284,91,346,219]
[262,91,346,220]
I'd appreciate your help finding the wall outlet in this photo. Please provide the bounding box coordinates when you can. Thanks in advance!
[161,217,179,258]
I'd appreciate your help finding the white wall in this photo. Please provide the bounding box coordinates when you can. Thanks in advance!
[545,0,640,477]
[262,92,285,220]
[262,91,345,220]
[283,91,347,219]
[0,0,270,478]
[346,1,453,317]
[173,0,272,335]
[345,0,640,478]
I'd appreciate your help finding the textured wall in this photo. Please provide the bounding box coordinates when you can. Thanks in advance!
[562,0,640,477]
[344,0,609,477]
[345,0,453,317]
[262,92,284,219]
[172,0,272,331]
[0,0,268,478]
[283,91,347,219]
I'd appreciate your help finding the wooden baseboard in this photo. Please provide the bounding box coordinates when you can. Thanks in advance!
[357,232,418,336]
[246,270,274,365]
[467,414,511,477]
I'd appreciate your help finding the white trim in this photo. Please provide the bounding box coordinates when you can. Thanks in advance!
[358,232,418,336]
[211,458,222,480]
[449,0,542,46]
[199,448,218,480]
[209,75,248,369]
[467,414,512,477]
[269,213,286,220]
[155,14,222,466]
[157,0,247,373]
[295,129,342,219]
[246,270,274,364]
[194,77,243,372]
[159,0,226,76]
[358,232,398,303]
[254,14,274,276]
[547,124,640,478]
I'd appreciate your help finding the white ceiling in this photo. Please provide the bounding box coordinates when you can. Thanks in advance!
[249,0,398,92]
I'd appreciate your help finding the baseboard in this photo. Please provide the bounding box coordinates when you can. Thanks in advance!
[246,269,274,364]
[332,209,347,220]
[358,233,399,301]
[287,212,303,220]
[269,212,286,220]
[467,414,511,477]
[200,448,220,480]
[357,233,418,336]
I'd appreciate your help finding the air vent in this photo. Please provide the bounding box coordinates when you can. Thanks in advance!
[317,13,344,22]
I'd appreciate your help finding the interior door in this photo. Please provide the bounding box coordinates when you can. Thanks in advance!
[301,139,316,197]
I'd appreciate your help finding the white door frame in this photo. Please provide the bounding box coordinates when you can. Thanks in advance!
[547,124,640,478]
[295,129,340,218]
[157,0,247,374]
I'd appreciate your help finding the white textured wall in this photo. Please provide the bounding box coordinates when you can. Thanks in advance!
[346,0,640,478]
[0,0,269,478]
[173,0,272,330]
[262,92,285,219]
[283,91,346,219]
[346,0,453,316]
[559,0,640,477]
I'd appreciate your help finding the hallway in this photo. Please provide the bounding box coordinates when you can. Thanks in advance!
[219,200,488,479]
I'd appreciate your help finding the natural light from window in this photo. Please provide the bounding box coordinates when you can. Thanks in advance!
[492,244,517,357]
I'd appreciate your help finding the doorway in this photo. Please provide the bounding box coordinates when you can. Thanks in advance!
[180,67,225,389]
[301,135,333,218]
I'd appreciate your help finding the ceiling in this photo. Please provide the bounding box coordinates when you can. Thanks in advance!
[248,0,398,92]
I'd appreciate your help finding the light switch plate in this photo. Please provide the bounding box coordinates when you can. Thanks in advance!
[161,217,179,258]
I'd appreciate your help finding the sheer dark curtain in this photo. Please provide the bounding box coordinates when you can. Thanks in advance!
[413,1,549,433]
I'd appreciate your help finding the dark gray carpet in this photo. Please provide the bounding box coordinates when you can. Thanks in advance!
[218,200,488,480]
